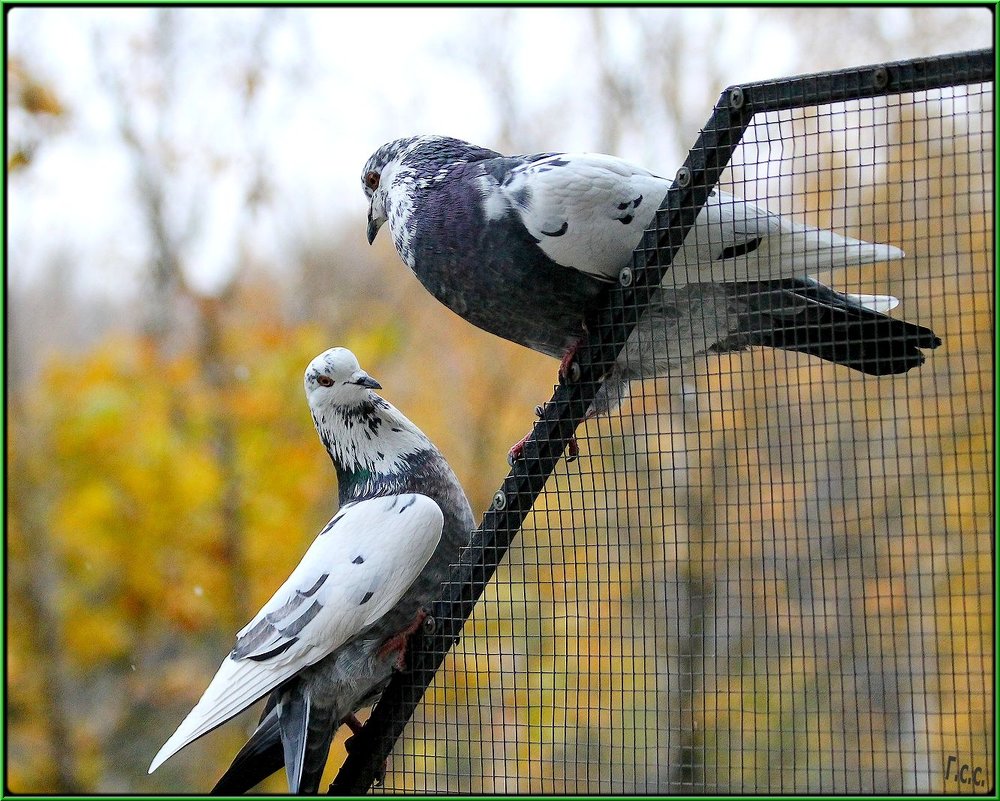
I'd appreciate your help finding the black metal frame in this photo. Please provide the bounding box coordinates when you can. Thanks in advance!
[329,47,994,795]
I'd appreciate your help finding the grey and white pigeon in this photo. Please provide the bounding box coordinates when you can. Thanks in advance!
[149,347,475,793]
[362,135,940,421]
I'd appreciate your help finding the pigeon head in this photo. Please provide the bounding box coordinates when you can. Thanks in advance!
[305,346,437,497]
[363,135,502,245]
[362,136,422,245]
[305,348,382,409]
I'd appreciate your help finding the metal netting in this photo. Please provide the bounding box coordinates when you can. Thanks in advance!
[330,49,993,795]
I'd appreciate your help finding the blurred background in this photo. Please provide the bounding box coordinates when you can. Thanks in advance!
[6,6,992,793]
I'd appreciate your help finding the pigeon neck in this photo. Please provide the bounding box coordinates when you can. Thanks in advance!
[313,395,433,503]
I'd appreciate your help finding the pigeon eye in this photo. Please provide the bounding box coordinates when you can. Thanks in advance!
[364,171,380,191]
[317,375,334,388]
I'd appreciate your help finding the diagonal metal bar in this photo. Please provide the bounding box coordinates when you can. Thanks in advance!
[328,47,993,795]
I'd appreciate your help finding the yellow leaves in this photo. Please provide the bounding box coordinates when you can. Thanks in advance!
[56,481,118,540]
[17,73,65,116]
[342,319,404,368]
[63,607,132,664]
[8,55,66,118]
[8,146,33,171]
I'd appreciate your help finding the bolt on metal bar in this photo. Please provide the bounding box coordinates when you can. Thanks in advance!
[328,47,994,795]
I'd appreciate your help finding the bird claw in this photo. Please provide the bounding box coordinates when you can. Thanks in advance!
[507,403,548,465]
[558,348,580,384]
[507,407,579,465]
[507,434,529,466]
[557,331,589,384]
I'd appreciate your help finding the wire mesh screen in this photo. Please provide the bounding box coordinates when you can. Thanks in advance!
[336,51,993,795]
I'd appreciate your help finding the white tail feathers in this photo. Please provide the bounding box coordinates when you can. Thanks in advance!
[847,292,900,313]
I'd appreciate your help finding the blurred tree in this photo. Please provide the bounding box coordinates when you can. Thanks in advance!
[6,6,993,793]
[6,54,67,172]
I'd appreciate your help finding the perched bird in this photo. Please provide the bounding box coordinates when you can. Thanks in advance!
[149,348,475,793]
[362,135,940,422]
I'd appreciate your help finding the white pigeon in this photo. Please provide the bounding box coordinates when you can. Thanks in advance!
[149,348,475,793]
[148,494,443,775]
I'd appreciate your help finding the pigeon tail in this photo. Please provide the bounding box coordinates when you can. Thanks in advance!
[278,685,311,793]
[276,682,340,794]
[211,705,283,794]
[719,277,941,375]
[148,657,286,774]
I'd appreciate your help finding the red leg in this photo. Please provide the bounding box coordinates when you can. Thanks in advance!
[377,608,428,670]
[566,435,579,462]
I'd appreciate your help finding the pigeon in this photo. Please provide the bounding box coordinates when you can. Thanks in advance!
[149,347,475,793]
[362,135,940,421]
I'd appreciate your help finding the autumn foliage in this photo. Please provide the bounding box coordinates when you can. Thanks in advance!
[6,56,993,797]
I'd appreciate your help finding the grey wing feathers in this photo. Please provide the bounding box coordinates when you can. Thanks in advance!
[231,575,328,662]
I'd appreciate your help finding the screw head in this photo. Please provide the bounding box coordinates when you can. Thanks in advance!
[872,66,889,89]
[492,490,507,510]
[675,166,692,188]
[728,86,744,109]
[619,266,634,287]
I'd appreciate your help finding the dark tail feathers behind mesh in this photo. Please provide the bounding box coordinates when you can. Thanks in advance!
[718,277,941,375]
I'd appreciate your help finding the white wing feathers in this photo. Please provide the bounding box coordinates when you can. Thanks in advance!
[148,493,443,774]
[672,192,904,285]
[499,153,669,280]
[499,153,903,284]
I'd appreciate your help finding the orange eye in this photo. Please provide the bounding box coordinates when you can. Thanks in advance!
[317,375,334,387]
[364,171,380,191]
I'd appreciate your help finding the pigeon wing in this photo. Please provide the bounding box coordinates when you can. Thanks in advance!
[148,493,443,773]
[497,153,902,285]
[669,190,905,284]
[497,152,669,281]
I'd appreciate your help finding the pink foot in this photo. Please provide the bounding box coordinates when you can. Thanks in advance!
[558,339,583,383]
[507,404,579,465]
[507,432,530,465]
[377,608,428,670]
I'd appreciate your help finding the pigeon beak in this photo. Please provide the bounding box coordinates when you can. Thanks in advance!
[366,212,382,245]
[353,372,382,390]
